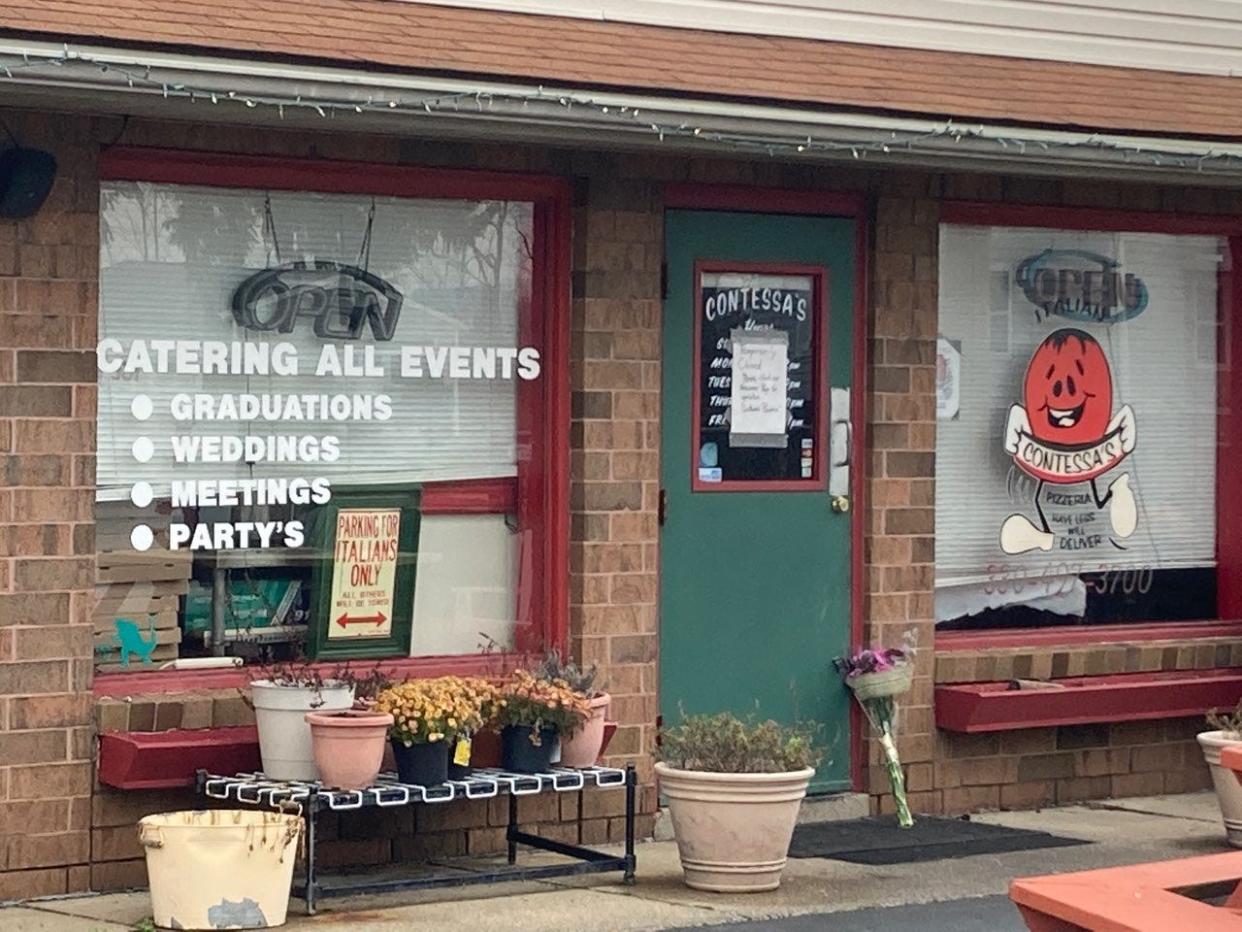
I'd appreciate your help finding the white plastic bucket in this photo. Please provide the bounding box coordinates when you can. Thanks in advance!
[139,809,301,930]
[250,680,355,781]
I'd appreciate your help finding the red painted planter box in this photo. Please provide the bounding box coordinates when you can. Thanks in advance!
[936,668,1242,733]
[98,726,261,790]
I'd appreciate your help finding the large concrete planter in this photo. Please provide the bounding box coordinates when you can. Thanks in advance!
[251,680,355,782]
[1198,730,1242,847]
[655,762,814,892]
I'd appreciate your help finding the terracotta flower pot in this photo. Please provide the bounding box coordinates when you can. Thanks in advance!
[1198,730,1242,847]
[655,762,813,892]
[559,693,611,768]
[304,709,393,790]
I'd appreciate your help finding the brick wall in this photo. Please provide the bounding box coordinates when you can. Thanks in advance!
[3,105,1242,898]
[565,154,663,802]
[0,111,99,899]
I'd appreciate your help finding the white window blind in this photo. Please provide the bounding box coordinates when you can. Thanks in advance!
[98,182,532,499]
[935,225,1222,621]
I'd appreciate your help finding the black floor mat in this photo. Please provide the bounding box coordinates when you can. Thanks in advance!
[788,815,1088,865]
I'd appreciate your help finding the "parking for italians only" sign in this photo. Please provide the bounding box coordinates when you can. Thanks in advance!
[327,508,400,640]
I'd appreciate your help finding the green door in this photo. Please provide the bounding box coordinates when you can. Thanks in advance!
[660,208,856,793]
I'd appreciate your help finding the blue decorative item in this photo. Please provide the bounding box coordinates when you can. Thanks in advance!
[110,617,159,667]
[700,441,719,468]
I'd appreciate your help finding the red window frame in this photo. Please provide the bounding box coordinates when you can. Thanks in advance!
[691,260,829,492]
[936,200,1242,650]
[93,147,571,695]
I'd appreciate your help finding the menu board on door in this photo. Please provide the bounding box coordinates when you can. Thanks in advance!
[695,267,823,489]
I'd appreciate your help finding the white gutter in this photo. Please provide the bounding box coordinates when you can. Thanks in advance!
[4,38,1242,183]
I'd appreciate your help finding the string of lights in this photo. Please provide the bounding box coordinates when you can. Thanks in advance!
[2,44,1240,173]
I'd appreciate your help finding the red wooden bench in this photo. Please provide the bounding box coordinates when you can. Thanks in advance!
[1011,742,1242,929]
[1010,851,1242,931]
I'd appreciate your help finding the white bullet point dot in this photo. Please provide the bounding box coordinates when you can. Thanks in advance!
[130,481,154,508]
[131,394,154,420]
[130,525,154,551]
[132,437,154,462]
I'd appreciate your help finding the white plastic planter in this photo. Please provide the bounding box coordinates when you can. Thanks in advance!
[1198,730,1242,847]
[251,680,355,781]
[140,809,301,930]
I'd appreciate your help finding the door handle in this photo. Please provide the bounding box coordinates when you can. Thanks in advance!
[832,418,852,470]
[829,386,852,498]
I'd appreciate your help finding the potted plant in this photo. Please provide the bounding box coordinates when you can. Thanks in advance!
[375,677,465,786]
[305,708,394,790]
[248,658,356,782]
[536,651,611,768]
[494,670,591,773]
[1199,701,1242,847]
[655,712,820,893]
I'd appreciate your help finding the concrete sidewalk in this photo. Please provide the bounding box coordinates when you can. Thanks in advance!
[0,792,1230,931]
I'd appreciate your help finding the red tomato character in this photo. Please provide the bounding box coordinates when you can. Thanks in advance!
[1022,328,1113,447]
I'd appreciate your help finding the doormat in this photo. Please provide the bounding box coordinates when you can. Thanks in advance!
[788,815,1088,865]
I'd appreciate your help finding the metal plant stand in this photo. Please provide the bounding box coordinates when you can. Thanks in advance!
[195,765,637,914]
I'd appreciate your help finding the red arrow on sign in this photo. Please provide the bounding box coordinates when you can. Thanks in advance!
[336,611,388,629]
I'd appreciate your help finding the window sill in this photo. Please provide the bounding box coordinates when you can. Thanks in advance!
[93,653,537,698]
[935,621,1242,652]
[935,668,1242,733]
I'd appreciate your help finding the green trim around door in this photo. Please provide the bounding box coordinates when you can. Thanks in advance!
[660,208,858,794]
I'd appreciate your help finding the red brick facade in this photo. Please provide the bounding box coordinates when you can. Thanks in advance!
[0,108,1235,897]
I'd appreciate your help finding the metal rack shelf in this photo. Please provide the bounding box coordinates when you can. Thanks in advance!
[195,765,637,913]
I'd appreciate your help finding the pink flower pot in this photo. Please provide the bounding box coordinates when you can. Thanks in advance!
[305,709,393,790]
[559,693,611,768]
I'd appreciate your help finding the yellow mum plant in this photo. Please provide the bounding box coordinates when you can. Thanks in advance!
[375,676,498,747]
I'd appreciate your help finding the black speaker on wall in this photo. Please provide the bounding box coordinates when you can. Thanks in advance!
[0,148,58,219]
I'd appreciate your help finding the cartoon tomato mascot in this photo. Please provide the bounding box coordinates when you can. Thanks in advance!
[1002,328,1137,555]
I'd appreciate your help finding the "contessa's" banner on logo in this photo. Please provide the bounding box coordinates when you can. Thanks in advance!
[1011,428,1127,483]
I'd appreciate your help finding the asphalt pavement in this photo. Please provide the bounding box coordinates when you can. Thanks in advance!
[671,895,1022,930]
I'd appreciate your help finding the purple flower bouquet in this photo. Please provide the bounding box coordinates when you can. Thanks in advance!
[836,647,914,828]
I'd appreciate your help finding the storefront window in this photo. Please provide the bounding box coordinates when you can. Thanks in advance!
[94,180,540,669]
[935,224,1225,631]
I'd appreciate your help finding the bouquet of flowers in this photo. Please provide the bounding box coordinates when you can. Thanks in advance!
[835,646,914,828]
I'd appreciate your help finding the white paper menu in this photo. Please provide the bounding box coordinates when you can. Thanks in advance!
[729,328,789,448]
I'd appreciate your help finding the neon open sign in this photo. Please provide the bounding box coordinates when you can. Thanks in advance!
[231,260,404,341]
[1015,249,1148,325]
